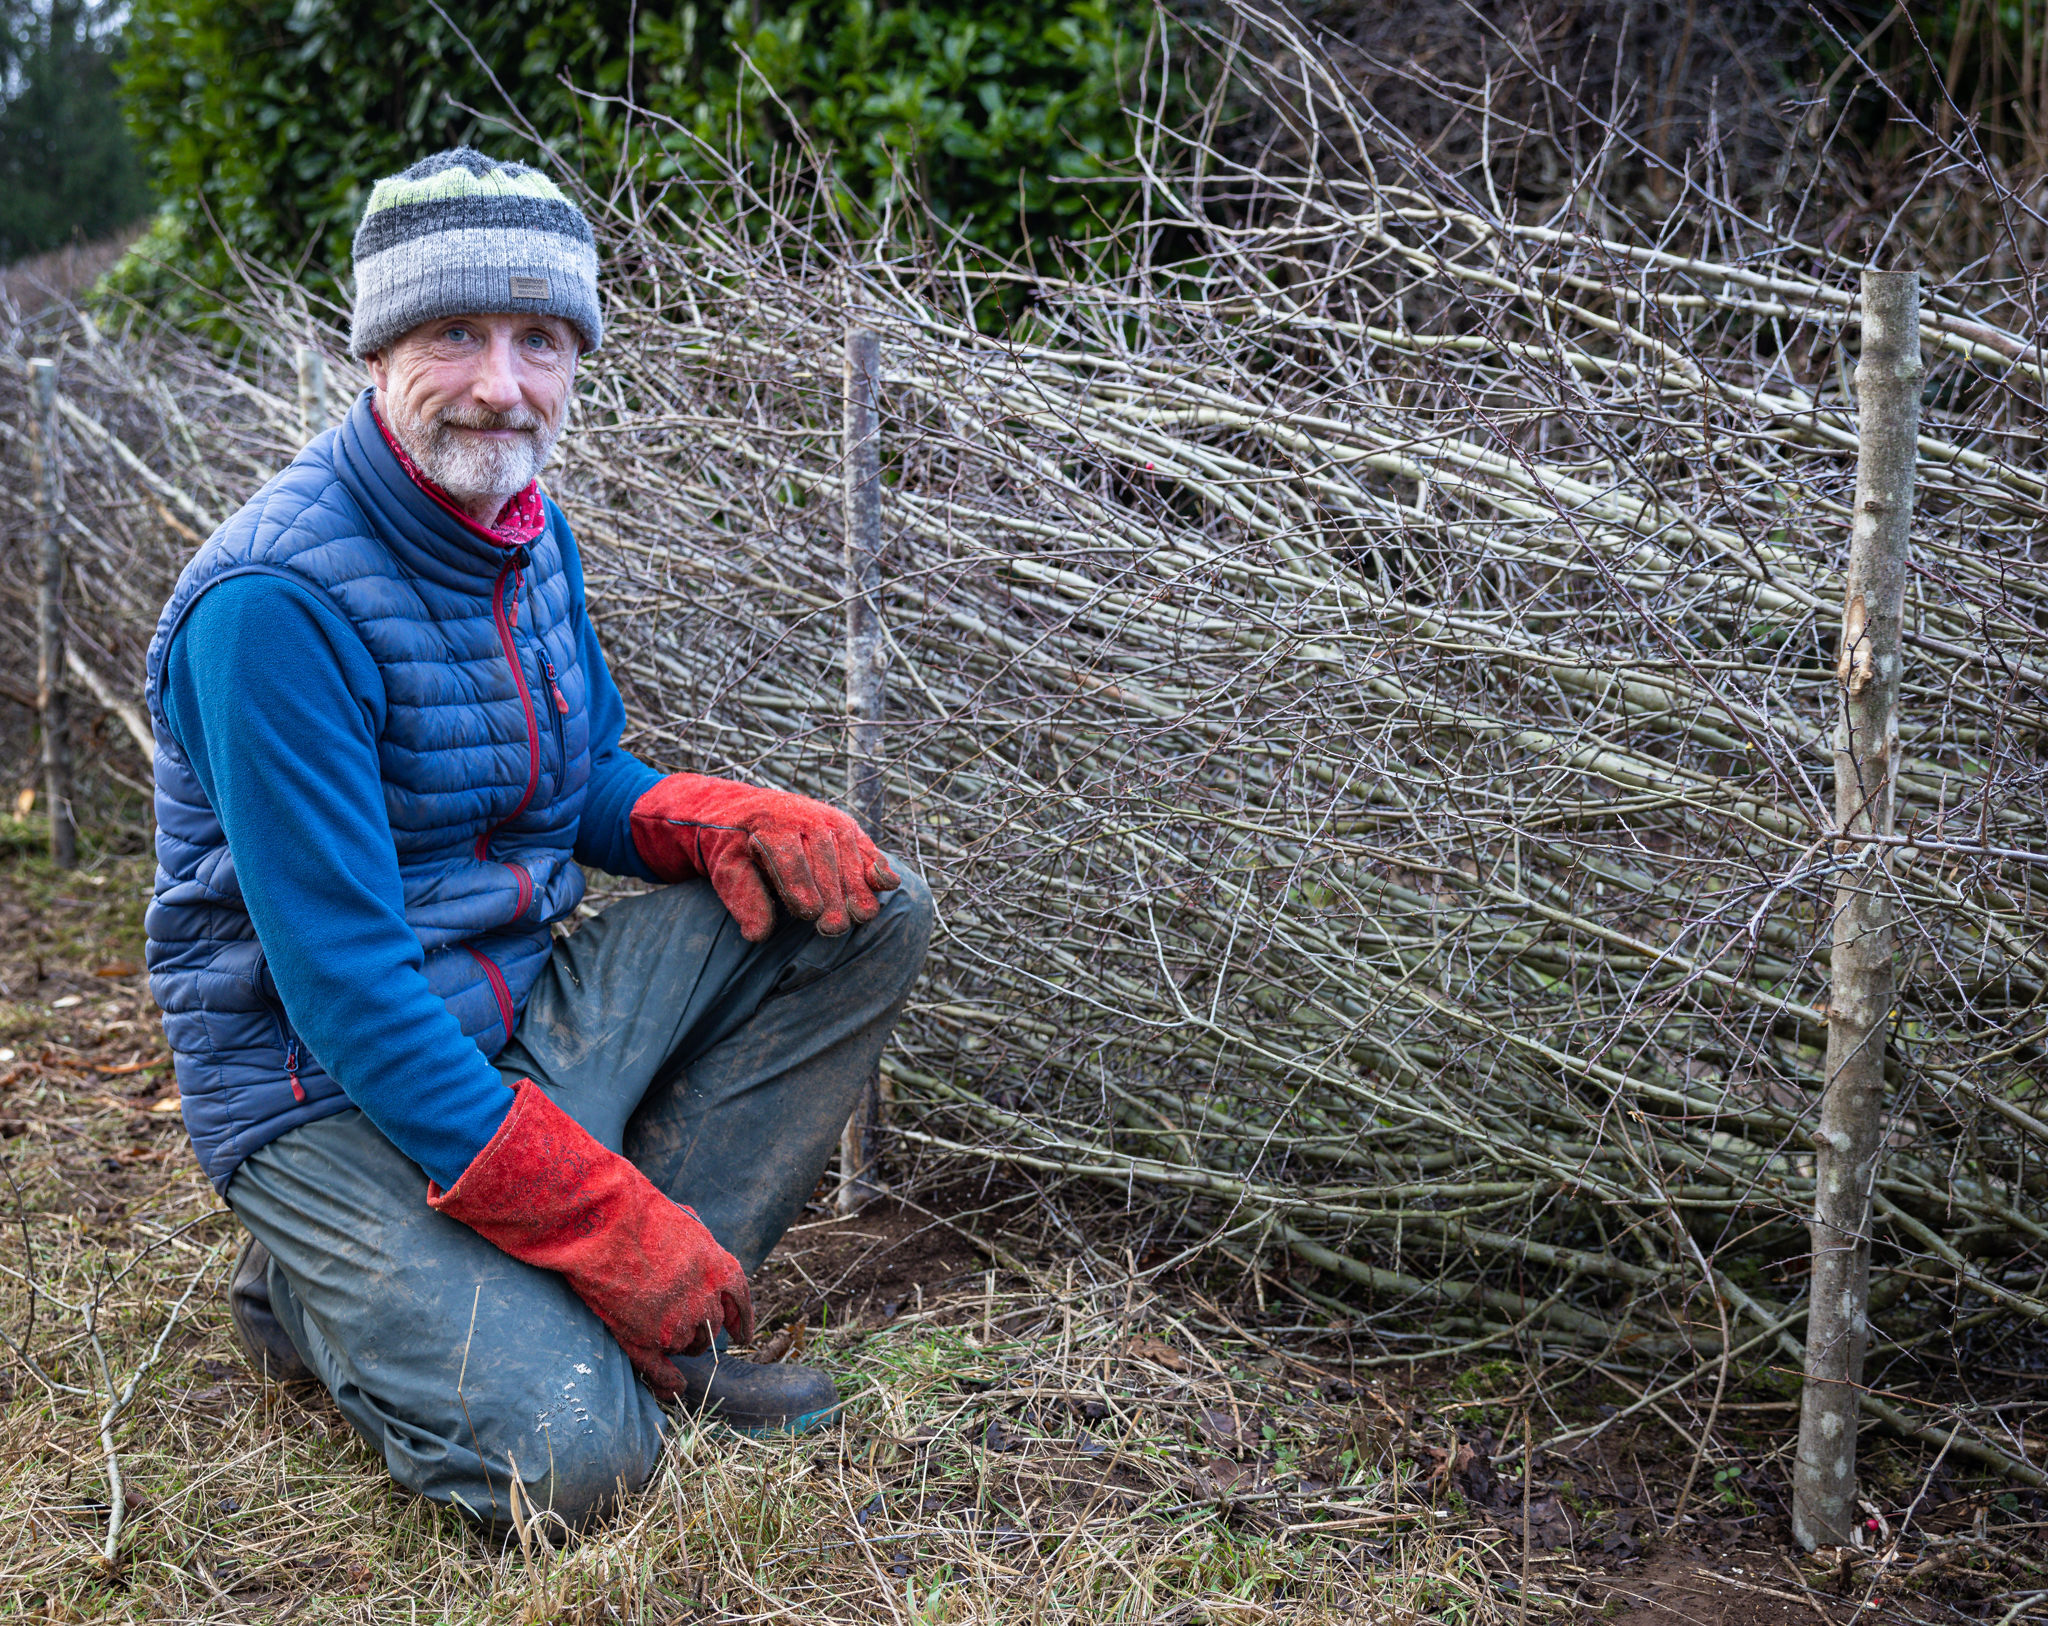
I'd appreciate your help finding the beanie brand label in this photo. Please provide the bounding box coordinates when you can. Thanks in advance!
[349,150,602,356]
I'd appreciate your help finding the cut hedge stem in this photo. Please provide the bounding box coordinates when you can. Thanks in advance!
[1795,267,1924,1551]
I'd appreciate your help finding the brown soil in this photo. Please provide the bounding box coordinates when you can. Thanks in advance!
[1592,1547,1855,1626]
[0,854,180,1239]
[749,1191,993,1334]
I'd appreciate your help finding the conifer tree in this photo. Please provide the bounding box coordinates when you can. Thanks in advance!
[0,1,151,263]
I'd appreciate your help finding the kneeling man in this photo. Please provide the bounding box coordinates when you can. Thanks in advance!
[144,148,930,1528]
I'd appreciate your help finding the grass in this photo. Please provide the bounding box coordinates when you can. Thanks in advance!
[0,852,1470,1624]
[0,848,2040,1624]
[0,1220,1475,1623]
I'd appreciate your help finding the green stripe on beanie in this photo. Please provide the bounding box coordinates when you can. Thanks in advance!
[362,163,569,212]
[348,148,601,358]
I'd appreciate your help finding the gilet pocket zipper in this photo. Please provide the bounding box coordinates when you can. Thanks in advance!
[540,650,568,779]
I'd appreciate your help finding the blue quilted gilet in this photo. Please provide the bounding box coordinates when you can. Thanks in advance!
[145,390,595,1191]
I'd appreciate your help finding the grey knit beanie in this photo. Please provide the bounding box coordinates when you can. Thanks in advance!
[347,148,601,358]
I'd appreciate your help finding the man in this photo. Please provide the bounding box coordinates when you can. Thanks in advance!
[143,148,931,1529]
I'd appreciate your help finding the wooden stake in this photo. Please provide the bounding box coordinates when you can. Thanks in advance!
[1793,269,1921,1551]
[838,321,886,1215]
[295,346,328,442]
[30,359,75,869]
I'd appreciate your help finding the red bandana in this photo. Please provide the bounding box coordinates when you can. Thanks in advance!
[372,404,548,549]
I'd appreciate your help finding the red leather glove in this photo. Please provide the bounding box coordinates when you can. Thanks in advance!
[427,1079,753,1400]
[630,772,900,942]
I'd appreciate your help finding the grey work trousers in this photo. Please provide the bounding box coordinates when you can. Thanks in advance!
[225,866,932,1527]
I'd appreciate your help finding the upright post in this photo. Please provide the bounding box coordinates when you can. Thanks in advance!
[838,320,887,1214]
[30,359,75,869]
[1793,269,1921,1551]
[296,346,329,441]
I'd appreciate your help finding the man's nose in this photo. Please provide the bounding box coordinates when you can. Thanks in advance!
[470,331,525,413]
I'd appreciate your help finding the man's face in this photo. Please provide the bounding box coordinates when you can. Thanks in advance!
[366,312,579,522]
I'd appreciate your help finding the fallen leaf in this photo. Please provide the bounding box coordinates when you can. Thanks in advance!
[755,1317,808,1364]
[1123,1335,1186,1371]
[1191,1457,1258,1498]
[1450,1438,1502,1507]
[151,1097,181,1113]
[1520,1493,1579,1551]
[93,962,140,979]
[50,995,82,1010]
[1197,1405,1260,1449]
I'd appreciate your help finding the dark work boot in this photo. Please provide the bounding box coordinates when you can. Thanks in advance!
[228,1236,314,1385]
[669,1351,840,1436]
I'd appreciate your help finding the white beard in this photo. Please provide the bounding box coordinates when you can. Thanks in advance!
[385,397,565,514]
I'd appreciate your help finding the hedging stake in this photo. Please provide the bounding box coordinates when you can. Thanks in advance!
[839,321,886,1213]
[30,358,75,868]
[1793,270,1922,1550]
[296,346,329,441]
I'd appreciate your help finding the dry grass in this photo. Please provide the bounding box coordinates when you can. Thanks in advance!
[3,1261,1449,1623]
[0,854,1451,1625]
[1,856,2042,1624]
[0,228,147,324]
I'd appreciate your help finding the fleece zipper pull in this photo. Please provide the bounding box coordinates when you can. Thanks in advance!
[542,652,568,713]
[285,1040,305,1103]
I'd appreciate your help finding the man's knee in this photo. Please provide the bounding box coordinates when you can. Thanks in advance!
[518,1430,661,1530]
[418,1386,664,1532]
[870,857,933,982]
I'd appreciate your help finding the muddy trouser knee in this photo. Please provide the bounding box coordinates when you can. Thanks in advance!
[226,864,933,1527]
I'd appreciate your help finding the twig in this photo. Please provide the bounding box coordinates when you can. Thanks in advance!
[92,1237,229,1568]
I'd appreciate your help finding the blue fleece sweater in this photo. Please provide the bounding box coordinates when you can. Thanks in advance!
[159,572,662,1189]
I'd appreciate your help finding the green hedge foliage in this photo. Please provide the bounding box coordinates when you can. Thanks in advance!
[116,0,1145,300]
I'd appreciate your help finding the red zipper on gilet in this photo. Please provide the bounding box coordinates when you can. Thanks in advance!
[465,945,517,1040]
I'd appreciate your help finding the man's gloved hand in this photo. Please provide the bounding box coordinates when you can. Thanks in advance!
[427,1079,753,1400]
[630,772,900,942]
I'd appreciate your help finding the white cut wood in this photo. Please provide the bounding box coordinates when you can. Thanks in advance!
[1793,269,1922,1551]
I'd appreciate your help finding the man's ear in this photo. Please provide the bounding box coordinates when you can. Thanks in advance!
[363,349,389,390]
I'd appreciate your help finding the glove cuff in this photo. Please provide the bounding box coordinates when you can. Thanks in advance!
[428,1078,752,1359]
[630,772,746,882]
